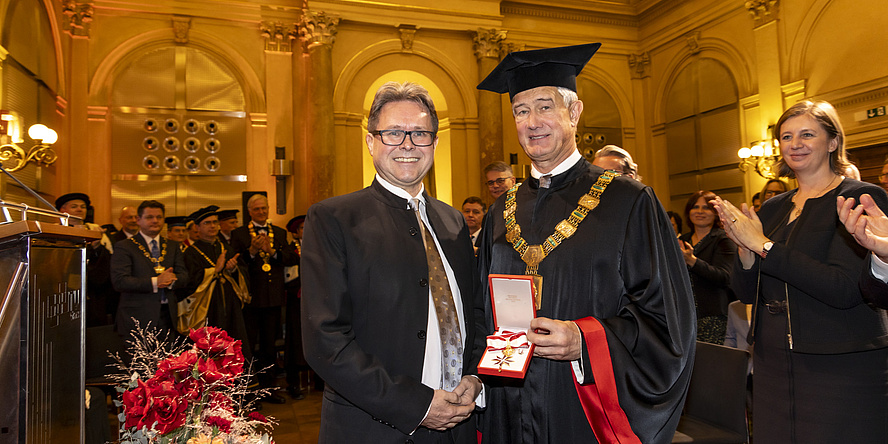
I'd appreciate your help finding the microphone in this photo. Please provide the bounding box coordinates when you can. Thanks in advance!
[0,161,59,212]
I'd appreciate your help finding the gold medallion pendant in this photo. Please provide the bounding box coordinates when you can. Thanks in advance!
[261,263,272,272]
[154,265,165,275]
[503,170,617,309]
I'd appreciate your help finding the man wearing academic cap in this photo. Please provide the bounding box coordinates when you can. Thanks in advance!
[165,216,190,249]
[178,205,250,352]
[56,192,116,326]
[216,209,240,248]
[301,81,485,442]
[476,43,695,444]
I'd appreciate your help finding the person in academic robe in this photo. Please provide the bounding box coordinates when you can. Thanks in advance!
[165,216,190,251]
[55,193,117,326]
[230,193,298,404]
[177,205,250,355]
[475,43,696,444]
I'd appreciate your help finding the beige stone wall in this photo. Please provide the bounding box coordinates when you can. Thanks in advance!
[1,0,886,223]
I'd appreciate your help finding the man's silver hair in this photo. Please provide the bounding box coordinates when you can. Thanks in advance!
[594,145,640,180]
[556,87,579,109]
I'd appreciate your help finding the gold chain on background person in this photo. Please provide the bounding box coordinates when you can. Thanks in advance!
[132,237,168,275]
[248,223,275,272]
[504,170,618,309]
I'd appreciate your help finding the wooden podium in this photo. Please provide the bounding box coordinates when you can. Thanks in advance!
[0,218,100,444]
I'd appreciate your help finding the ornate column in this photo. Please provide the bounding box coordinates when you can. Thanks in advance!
[472,28,507,194]
[297,9,339,203]
[748,0,783,125]
[260,21,295,216]
[61,1,102,213]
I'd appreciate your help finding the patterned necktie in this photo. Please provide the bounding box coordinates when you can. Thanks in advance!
[412,199,463,391]
[539,174,552,188]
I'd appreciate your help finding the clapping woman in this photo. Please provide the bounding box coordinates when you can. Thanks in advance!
[678,191,735,344]
[711,101,888,443]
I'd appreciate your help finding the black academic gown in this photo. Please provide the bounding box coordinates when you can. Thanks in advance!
[181,239,251,358]
[477,159,696,444]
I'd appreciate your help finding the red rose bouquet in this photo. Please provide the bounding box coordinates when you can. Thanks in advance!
[114,324,275,444]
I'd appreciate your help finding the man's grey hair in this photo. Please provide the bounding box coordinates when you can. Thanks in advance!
[483,160,514,176]
[247,193,268,208]
[367,81,439,133]
[555,87,579,109]
[594,145,640,180]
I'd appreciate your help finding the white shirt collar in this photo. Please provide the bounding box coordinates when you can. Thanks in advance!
[376,174,426,207]
[252,220,269,228]
[530,149,583,179]
[139,231,161,244]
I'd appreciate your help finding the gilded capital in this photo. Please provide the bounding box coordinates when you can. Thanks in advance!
[628,52,650,79]
[260,21,294,52]
[61,0,93,37]
[298,10,340,49]
[745,0,779,26]
[472,28,507,60]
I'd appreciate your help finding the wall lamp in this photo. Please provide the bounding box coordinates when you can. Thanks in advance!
[738,136,780,179]
[0,117,59,172]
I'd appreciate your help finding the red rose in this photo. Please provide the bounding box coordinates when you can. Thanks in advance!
[197,357,229,385]
[206,415,232,433]
[121,379,153,430]
[141,378,188,434]
[175,376,203,402]
[142,393,187,434]
[190,326,235,355]
[156,350,198,382]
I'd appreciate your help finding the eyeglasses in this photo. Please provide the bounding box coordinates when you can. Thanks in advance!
[486,177,514,187]
[370,129,436,147]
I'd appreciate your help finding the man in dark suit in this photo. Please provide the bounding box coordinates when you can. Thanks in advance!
[111,200,187,339]
[109,206,139,244]
[302,81,484,443]
[230,194,297,403]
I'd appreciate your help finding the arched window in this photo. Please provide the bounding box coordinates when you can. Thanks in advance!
[109,46,248,216]
[1,0,59,200]
[664,58,742,210]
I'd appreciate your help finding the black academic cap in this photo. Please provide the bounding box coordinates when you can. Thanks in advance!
[55,192,91,210]
[165,216,189,227]
[187,205,220,224]
[286,215,306,233]
[477,43,602,100]
[216,209,239,221]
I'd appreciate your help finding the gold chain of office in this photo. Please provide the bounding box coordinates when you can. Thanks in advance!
[248,223,274,272]
[504,170,618,308]
[131,237,168,275]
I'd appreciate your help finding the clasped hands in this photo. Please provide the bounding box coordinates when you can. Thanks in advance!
[249,233,273,256]
[420,376,482,431]
[421,317,582,431]
[157,268,177,288]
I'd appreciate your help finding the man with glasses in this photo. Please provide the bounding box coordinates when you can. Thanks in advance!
[483,161,517,201]
[302,81,484,442]
[179,205,250,350]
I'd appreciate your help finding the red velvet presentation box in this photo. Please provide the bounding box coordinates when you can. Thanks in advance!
[478,274,537,378]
